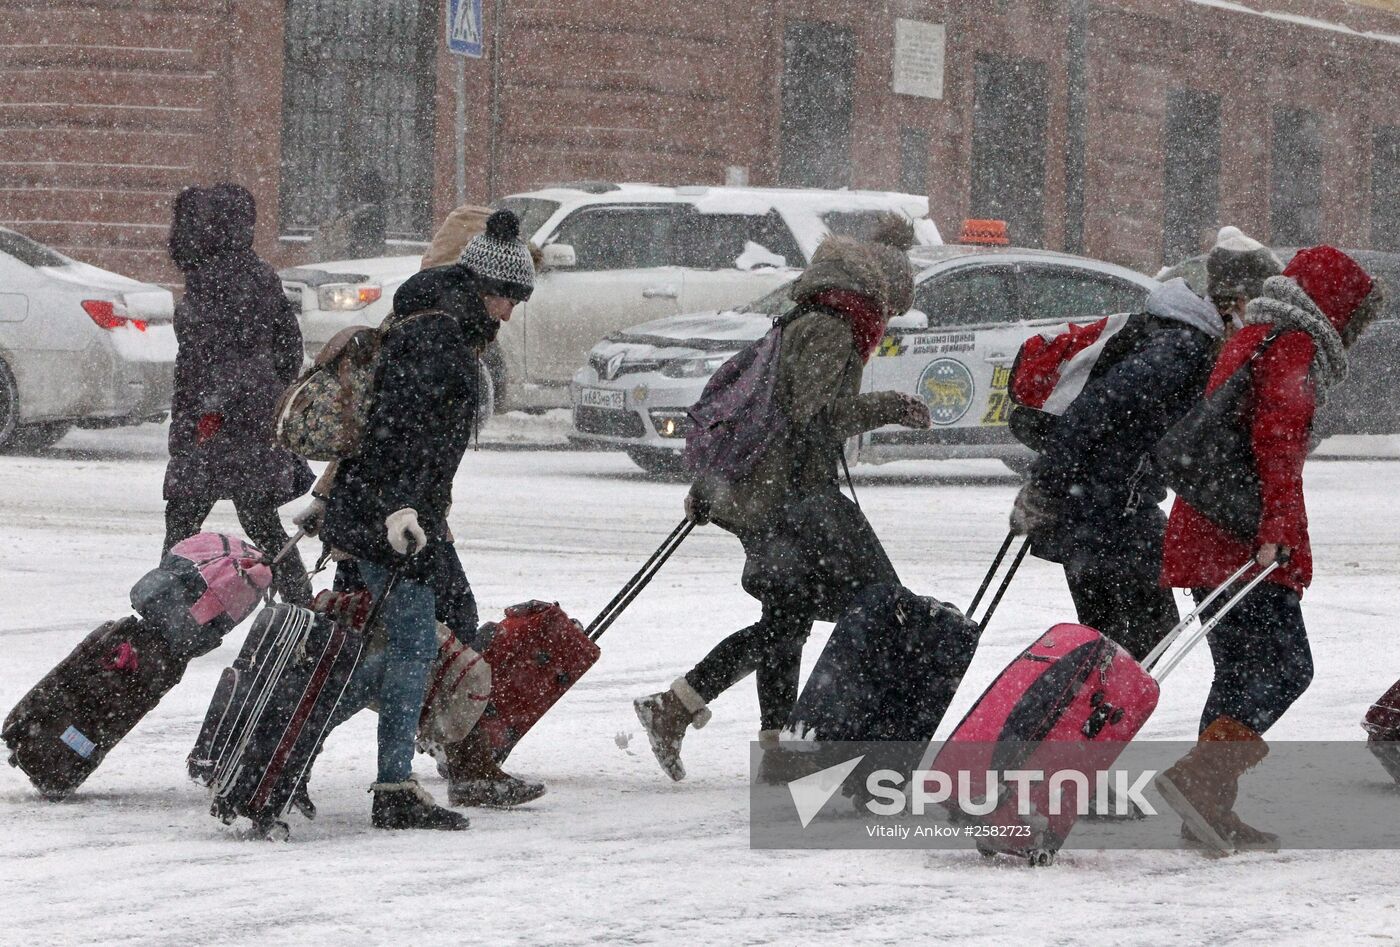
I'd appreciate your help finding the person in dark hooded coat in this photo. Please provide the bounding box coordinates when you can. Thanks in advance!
[1009,277,1225,661]
[162,183,313,605]
[315,210,538,831]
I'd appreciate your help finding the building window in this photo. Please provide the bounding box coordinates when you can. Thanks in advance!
[900,128,930,196]
[1271,107,1323,246]
[971,54,1048,247]
[1163,89,1221,266]
[1373,127,1400,252]
[779,22,855,189]
[279,0,437,241]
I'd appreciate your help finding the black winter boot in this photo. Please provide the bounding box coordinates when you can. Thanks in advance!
[370,778,470,831]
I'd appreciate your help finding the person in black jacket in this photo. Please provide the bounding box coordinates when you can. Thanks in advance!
[163,183,313,605]
[317,210,535,831]
[1010,278,1224,659]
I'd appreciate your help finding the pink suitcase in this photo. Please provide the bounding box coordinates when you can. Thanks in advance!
[928,558,1278,865]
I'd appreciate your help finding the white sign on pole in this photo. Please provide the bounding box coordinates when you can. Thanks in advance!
[447,0,484,58]
[893,19,946,99]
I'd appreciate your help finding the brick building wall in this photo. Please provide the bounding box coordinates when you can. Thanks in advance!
[4,0,1400,285]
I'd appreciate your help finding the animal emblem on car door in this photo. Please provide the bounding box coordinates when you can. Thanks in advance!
[917,358,976,425]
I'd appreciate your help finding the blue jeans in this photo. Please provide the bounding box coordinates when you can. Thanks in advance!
[331,560,439,783]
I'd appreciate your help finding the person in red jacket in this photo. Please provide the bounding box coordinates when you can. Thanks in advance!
[1156,246,1383,854]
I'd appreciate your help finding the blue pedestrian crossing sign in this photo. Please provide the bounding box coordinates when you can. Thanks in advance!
[447,0,484,58]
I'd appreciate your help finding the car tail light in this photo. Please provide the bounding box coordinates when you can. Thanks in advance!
[81,300,147,332]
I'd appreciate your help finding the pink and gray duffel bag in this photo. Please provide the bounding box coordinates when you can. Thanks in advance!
[130,532,273,657]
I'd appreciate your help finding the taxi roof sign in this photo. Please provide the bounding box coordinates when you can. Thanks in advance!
[957,218,1010,246]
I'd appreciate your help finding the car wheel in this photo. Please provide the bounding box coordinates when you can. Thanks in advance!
[482,344,508,415]
[476,360,495,430]
[626,447,685,477]
[8,422,72,452]
[0,358,18,449]
[1001,455,1035,478]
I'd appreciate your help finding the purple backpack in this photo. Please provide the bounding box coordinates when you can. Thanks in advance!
[682,313,796,481]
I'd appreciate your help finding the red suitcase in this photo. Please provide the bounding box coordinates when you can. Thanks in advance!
[929,558,1277,865]
[477,520,693,762]
[476,601,600,761]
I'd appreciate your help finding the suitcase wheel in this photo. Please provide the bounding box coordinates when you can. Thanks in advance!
[535,651,551,667]
[976,843,997,859]
[555,672,572,686]
[1026,849,1056,868]
[261,821,291,842]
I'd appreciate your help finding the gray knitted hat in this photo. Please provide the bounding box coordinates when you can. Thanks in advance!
[1207,226,1283,302]
[459,209,536,302]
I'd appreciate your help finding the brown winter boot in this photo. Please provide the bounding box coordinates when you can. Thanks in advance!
[1155,716,1277,855]
[443,730,546,808]
[633,678,711,781]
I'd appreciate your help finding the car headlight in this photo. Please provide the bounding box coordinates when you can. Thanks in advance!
[317,283,383,311]
[659,354,733,379]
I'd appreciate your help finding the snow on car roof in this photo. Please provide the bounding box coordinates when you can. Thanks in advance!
[515,183,938,257]
[909,244,1159,286]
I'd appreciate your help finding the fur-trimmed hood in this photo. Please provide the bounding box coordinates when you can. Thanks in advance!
[789,235,914,319]
[1244,276,1348,392]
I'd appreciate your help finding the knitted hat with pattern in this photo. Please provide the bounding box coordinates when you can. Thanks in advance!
[459,209,536,302]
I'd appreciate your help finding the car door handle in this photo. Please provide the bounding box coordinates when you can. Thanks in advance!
[642,287,679,299]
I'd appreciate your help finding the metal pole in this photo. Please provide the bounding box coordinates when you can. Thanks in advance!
[454,57,468,205]
[488,0,504,200]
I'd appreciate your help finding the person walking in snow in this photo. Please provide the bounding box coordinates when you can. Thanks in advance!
[1156,246,1383,853]
[633,217,932,782]
[313,210,536,830]
[1205,226,1283,340]
[1008,277,1224,660]
[162,183,313,606]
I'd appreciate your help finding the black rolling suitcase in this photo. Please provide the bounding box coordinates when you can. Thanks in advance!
[203,584,388,839]
[3,618,187,799]
[789,533,1028,743]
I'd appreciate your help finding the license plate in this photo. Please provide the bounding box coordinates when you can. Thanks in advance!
[580,387,625,410]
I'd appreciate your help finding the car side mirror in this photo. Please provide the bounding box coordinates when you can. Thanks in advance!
[541,243,576,270]
[886,309,929,331]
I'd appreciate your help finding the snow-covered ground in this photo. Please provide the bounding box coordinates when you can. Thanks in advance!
[3,424,1399,945]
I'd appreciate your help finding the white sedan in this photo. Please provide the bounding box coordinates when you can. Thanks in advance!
[0,227,175,451]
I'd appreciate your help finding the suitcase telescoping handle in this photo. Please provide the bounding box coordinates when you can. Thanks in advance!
[358,568,404,634]
[271,530,307,566]
[1142,557,1283,682]
[965,531,1030,632]
[586,518,695,642]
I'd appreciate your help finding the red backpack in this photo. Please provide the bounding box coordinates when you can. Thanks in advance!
[1009,313,1135,412]
[1007,313,1148,450]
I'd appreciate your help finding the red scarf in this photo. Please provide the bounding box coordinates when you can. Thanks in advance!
[809,289,886,362]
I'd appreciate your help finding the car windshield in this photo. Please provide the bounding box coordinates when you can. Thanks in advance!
[735,280,797,315]
[495,198,560,242]
[0,227,69,268]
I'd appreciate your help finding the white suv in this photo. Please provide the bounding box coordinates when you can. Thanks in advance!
[281,183,938,413]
